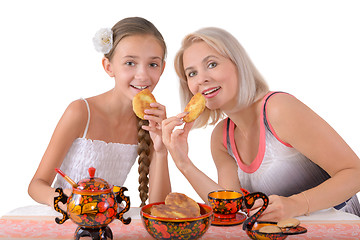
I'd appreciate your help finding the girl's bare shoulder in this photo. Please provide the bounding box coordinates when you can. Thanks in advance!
[64,99,88,121]
[58,99,89,135]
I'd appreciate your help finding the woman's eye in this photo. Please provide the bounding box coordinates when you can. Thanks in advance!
[208,62,217,69]
[188,71,197,77]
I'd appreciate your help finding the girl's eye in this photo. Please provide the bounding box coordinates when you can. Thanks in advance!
[208,62,217,69]
[150,63,159,67]
[126,61,135,66]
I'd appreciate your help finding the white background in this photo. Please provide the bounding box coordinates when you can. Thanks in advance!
[0,0,359,217]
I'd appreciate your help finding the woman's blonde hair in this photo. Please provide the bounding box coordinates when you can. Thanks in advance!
[174,27,269,128]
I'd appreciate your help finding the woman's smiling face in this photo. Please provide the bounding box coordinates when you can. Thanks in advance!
[182,41,239,111]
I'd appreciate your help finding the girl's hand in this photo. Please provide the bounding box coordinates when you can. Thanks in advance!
[142,102,167,152]
[162,112,194,170]
[56,188,72,211]
[64,188,72,197]
[249,195,297,222]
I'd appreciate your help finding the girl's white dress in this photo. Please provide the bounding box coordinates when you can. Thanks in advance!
[53,98,138,189]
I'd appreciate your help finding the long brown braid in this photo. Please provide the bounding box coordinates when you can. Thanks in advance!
[102,17,167,207]
[137,117,151,207]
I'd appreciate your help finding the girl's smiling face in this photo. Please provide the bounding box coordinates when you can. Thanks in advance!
[183,41,238,111]
[105,34,165,100]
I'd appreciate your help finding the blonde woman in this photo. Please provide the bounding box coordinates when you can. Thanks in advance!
[162,27,360,221]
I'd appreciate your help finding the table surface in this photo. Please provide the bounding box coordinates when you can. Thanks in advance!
[1,205,360,239]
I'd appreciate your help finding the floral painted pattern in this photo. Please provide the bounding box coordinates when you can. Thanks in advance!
[143,218,210,240]
[68,193,117,227]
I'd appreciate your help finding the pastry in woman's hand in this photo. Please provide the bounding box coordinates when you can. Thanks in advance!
[183,93,206,122]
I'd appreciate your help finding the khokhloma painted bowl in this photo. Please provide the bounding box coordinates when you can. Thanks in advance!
[140,202,213,240]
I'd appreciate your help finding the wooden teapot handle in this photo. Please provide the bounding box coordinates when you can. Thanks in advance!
[54,188,69,224]
[242,192,269,230]
[115,186,131,225]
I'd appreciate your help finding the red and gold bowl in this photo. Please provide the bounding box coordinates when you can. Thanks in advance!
[140,202,213,240]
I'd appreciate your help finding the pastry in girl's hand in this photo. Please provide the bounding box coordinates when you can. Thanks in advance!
[183,93,206,122]
[132,89,156,119]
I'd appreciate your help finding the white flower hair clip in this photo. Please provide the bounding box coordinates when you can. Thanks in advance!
[92,28,113,54]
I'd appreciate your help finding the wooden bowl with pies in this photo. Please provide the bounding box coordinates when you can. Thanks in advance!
[140,193,213,240]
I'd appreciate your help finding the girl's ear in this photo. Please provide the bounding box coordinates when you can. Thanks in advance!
[102,57,114,77]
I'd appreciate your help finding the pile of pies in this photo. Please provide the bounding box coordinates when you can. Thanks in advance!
[150,192,201,218]
[132,89,157,120]
[258,218,301,234]
[183,93,206,123]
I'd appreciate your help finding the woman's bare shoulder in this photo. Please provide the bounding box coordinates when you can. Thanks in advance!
[211,118,227,143]
[211,118,229,158]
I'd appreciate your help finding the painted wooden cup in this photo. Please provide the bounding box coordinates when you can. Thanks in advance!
[208,190,243,219]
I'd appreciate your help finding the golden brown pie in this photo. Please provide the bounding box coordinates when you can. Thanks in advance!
[150,192,200,218]
[183,93,206,123]
[132,89,156,120]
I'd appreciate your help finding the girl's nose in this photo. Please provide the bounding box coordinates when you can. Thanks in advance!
[135,65,149,80]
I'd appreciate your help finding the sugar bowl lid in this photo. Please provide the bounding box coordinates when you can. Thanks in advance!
[75,167,111,193]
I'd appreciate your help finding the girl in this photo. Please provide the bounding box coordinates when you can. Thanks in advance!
[162,27,360,221]
[28,17,171,208]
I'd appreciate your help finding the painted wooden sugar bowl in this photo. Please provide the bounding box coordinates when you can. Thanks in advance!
[242,192,307,240]
[54,167,131,240]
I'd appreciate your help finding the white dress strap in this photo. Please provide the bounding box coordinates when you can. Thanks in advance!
[81,98,91,138]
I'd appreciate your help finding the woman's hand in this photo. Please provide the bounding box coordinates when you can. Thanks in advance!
[249,195,298,222]
[142,102,167,152]
[162,112,194,170]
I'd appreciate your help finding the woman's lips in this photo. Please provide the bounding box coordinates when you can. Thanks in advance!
[202,86,221,98]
